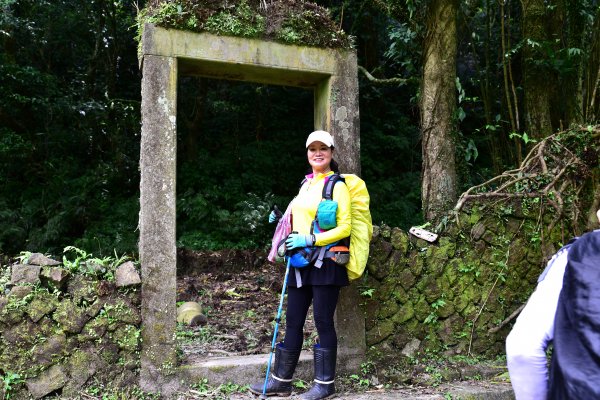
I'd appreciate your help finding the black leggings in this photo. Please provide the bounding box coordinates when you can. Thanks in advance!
[283,285,341,351]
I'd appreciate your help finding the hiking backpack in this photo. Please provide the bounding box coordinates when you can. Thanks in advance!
[318,173,373,281]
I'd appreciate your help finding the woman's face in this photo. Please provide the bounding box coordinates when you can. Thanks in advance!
[307,141,333,174]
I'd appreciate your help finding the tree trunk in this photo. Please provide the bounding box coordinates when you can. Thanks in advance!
[559,0,585,126]
[584,8,600,121]
[521,0,553,139]
[420,0,459,222]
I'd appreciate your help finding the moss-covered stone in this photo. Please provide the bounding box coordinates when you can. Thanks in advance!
[25,364,68,399]
[507,237,529,266]
[391,286,408,304]
[10,264,41,285]
[474,261,495,285]
[79,316,109,343]
[367,240,393,280]
[361,127,599,361]
[413,295,431,322]
[408,252,424,276]
[392,302,414,324]
[103,298,142,326]
[426,243,454,277]
[387,251,408,276]
[376,280,399,303]
[397,268,416,291]
[380,224,392,239]
[27,291,59,322]
[53,299,90,333]
[390,227,410,254]
[420,275,443,304]
[111,324,141,352]
[468,207,483,225]
[438,236,456,258]
[120,350,141,371]
[0,254,143,400]
[0,344,30,376]
[8,285,34,300]
[455,284,481,316]
[470,221,486,241]
[62,349,103,397]
[366,319,394,346]
[442,259,461,287]
[86,298,106,318]
[0,296,7,314]
[40,267,70,291]
[437,300,456,319]
[68,275,98,305]
[30,333,68,369]
[98,342,120,365]
[378,299,399,320]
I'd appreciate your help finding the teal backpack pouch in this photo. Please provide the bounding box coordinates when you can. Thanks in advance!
[316,200,338,230]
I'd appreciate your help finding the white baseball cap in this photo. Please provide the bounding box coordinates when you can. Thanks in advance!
[306,130,334,148]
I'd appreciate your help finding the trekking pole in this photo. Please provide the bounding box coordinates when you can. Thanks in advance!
[260,255,292,399]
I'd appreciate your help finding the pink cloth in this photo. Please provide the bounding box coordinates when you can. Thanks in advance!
[268,203,292,262]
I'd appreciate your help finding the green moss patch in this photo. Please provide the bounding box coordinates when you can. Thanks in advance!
[140,0,353,49]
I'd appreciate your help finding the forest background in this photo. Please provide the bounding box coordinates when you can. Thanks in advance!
[0,0,598,258]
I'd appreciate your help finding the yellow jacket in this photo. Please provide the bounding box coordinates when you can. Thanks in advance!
[291,171,351,246]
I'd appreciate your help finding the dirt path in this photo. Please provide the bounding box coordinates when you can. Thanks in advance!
[175,249,515,400]
[176,251,316,357]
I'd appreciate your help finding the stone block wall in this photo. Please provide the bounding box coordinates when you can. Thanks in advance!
[361,204,588,368]
[0,256,142,399]
[360,127,598,369]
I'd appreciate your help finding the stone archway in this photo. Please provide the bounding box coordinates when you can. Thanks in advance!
[139,23,363,394]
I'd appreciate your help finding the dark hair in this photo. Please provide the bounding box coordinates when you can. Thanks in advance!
[330,158,340,173]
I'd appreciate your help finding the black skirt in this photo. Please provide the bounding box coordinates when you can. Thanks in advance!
[287,258,350,287]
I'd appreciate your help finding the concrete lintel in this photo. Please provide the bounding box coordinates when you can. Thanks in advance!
[142,24,356,84]
[177,57,328,88]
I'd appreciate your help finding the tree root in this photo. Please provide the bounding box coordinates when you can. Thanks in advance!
[452,128,598,235]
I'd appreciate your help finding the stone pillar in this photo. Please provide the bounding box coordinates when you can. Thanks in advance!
[139,54,180,396]
[315,50,365,367]
[325,51,361,176]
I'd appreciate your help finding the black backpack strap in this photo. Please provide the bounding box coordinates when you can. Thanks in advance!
[322,173,345,200]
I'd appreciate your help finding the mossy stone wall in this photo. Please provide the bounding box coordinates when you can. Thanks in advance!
[361,127,598,367]
[0,260,141,399]
[361,205,592,367]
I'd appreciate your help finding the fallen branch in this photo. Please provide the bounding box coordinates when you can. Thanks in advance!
[488,304,526,334]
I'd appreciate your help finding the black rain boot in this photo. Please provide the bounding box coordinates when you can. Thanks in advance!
[249,343,301,397]
[300,346,337,400]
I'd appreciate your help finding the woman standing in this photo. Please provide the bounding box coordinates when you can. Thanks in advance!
[250,130,352,400]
